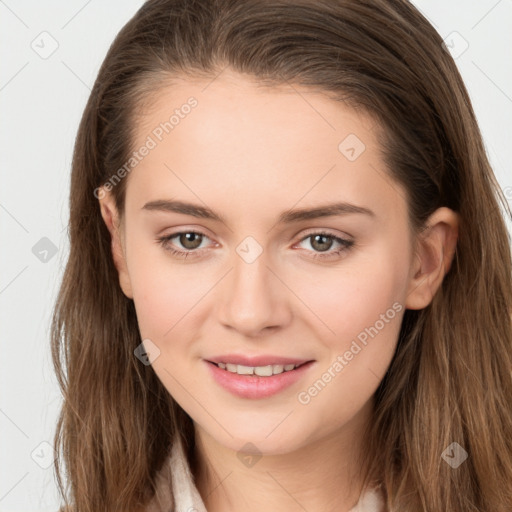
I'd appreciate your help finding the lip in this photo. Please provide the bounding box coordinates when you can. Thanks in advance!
[206,354,311,367]
[204,358,315,399]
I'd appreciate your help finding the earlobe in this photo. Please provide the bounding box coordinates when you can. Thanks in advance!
[405,207,459,310]
[98,187,134,299]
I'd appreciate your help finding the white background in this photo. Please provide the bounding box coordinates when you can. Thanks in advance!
[1,1,511,510]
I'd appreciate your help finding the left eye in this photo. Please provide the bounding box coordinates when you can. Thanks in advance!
[295,232,354,260]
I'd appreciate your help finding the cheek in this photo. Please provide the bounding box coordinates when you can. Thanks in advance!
[290,243,409,429]
[129,258,207,403]
[125,235,209,341]
[291,243,409,346]
[120,227,210,421]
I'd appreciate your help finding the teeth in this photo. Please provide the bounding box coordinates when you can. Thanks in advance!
[254,365,273,376]
[216,362,300,376]
[237,365,254,375]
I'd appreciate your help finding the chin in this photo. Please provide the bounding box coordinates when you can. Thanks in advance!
[199,416,315,456]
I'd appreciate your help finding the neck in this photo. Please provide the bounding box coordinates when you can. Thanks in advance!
[192,399,374,512]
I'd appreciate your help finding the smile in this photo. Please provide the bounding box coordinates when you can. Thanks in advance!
[205,360,315,399]
[213,362,302,376]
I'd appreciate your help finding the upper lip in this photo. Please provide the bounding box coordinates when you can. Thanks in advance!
[206,354,314,367]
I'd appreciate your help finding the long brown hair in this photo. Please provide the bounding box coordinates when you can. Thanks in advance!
[51,1,512,510]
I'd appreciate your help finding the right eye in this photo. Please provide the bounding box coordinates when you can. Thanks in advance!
[156,230,213,258]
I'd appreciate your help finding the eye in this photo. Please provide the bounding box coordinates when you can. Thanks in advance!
[156,229,355,261]
[156,230,212,258]
[295,231,354,260]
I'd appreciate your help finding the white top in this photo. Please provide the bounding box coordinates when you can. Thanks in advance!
[146,437,386,511]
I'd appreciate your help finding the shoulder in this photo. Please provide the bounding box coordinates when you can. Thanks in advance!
[349,485,386,512]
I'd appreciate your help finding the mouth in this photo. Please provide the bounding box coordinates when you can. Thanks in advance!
[204,358,315,399]
[208,360,310,376]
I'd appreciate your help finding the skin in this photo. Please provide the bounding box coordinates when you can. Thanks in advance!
[99,68,459,512]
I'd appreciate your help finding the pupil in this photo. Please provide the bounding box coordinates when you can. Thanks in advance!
[313,234,332,252]
[181,232,202,249]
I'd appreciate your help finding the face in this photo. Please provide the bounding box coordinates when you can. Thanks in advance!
[100,69,425,455]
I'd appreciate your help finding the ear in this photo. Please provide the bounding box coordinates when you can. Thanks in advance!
[405,207,459,310]
[98,187,133,299]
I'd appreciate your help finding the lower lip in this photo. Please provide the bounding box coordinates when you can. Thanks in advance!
[205,360,315,399]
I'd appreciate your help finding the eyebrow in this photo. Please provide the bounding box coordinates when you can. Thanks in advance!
[141,199,375,224]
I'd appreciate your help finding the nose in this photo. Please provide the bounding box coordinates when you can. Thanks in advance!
[217,249,292,337]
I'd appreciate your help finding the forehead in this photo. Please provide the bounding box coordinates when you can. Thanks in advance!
[134,69,375,154]
[125,70,406,226]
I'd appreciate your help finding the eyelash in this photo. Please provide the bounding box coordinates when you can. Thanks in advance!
[156,230,354,261]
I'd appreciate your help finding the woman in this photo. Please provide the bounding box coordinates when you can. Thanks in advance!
[51,1,512,511]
